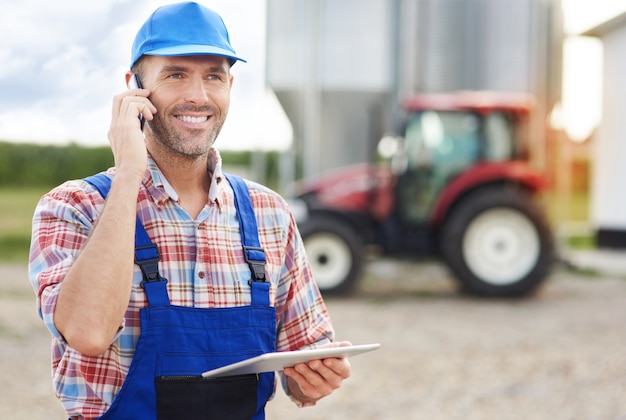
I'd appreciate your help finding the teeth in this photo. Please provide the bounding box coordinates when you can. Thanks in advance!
[178,115,208,124]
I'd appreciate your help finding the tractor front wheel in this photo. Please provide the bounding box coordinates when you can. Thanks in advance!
[299,216,363,295]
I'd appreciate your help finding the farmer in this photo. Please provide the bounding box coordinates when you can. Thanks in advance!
[29,2,350,418]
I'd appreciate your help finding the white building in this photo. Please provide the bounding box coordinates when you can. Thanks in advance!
[584,12,626,247]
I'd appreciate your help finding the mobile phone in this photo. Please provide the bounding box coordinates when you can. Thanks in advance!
[128,74,146,132]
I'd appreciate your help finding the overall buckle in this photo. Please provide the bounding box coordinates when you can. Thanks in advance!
[135,244,168,287]
[243,246,266,282]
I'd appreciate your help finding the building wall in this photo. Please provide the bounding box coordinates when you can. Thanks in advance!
[417,0,535,92]
[266,0,392,176]
[590,22,626,246]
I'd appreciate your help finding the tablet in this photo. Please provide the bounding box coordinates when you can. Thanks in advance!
[201,343,380,378]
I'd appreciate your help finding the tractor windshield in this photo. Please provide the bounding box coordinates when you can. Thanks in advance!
[405,111,479,173]
[404,110,515,170]
[396,110,516,223]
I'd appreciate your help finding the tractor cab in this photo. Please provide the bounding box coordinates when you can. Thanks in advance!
[293,91,553,297]
[389,92,531,225]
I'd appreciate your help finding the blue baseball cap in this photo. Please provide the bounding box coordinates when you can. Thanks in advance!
[130,2,246,69]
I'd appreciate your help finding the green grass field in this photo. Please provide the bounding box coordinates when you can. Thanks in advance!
[0,187,50,263]
[0,187,593,263]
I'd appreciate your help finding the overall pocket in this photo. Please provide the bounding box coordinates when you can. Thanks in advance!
[155,374,258,420]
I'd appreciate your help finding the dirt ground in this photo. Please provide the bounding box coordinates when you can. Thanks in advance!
[2,259,625,419]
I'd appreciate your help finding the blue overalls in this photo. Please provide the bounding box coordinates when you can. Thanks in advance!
[84,173,276,420]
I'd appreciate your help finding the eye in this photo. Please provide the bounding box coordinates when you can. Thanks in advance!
[167,73,183,79]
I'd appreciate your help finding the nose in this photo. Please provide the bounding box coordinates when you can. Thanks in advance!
[183,76,210,104]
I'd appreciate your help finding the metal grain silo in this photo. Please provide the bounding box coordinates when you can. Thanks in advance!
[266,0,562,177]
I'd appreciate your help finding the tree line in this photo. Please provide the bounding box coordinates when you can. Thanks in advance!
[0,141,279,188]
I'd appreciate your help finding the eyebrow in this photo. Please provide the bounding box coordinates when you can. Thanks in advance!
[159,64,228,74]
[160,65,188,73]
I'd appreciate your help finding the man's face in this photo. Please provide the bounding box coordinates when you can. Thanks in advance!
[139,55,233,158]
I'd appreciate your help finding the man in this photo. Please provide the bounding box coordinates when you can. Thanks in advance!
[29,2,350,419]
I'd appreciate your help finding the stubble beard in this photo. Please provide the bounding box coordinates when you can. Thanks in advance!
[148,107,224,158]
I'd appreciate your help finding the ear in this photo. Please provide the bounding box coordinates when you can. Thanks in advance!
[125,71,134,89]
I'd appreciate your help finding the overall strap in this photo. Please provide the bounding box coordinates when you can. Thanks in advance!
[224,174,270,306]
[83,174,170,306]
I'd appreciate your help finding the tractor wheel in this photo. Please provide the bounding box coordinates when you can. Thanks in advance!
[440,186,553,297]
[299,216,363,295]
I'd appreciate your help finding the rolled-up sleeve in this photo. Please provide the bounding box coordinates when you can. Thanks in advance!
[28,181,102,341]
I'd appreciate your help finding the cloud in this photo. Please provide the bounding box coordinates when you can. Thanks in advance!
[0,1,132,140]
[0,0,290,150]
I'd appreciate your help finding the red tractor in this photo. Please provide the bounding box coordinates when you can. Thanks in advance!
[290,91,554,297]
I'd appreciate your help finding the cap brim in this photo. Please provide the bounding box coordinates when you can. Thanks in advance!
[143,44,246,63]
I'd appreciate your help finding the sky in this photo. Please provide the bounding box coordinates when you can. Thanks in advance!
[0,0,625,149]
[0,0,292,150]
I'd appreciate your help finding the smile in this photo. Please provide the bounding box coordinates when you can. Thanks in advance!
[177,115,209,124]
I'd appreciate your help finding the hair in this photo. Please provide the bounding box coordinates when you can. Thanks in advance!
[131,57,146,82]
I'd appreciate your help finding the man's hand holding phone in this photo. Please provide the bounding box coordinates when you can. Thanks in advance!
[108,73,157,180]
[128,75,147,132]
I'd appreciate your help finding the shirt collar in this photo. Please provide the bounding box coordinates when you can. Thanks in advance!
[143,148,225,208]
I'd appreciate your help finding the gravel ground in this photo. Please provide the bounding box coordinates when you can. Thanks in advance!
[2,259,625,419]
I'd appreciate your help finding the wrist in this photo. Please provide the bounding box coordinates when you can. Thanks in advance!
[113,165,145,186]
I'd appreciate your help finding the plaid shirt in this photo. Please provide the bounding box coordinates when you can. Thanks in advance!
[29,150,334,419]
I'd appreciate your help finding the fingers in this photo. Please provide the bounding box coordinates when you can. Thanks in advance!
[112,89,157,127]
[107,88,156,174]
[108,90,154,148]
[283,341,354,404]
[283,355,351,403]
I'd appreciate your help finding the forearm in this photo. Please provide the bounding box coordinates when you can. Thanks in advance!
[55,170,143,355]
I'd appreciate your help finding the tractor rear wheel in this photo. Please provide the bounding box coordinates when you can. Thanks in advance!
[299,216,363,295]
[440,186,553,297]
